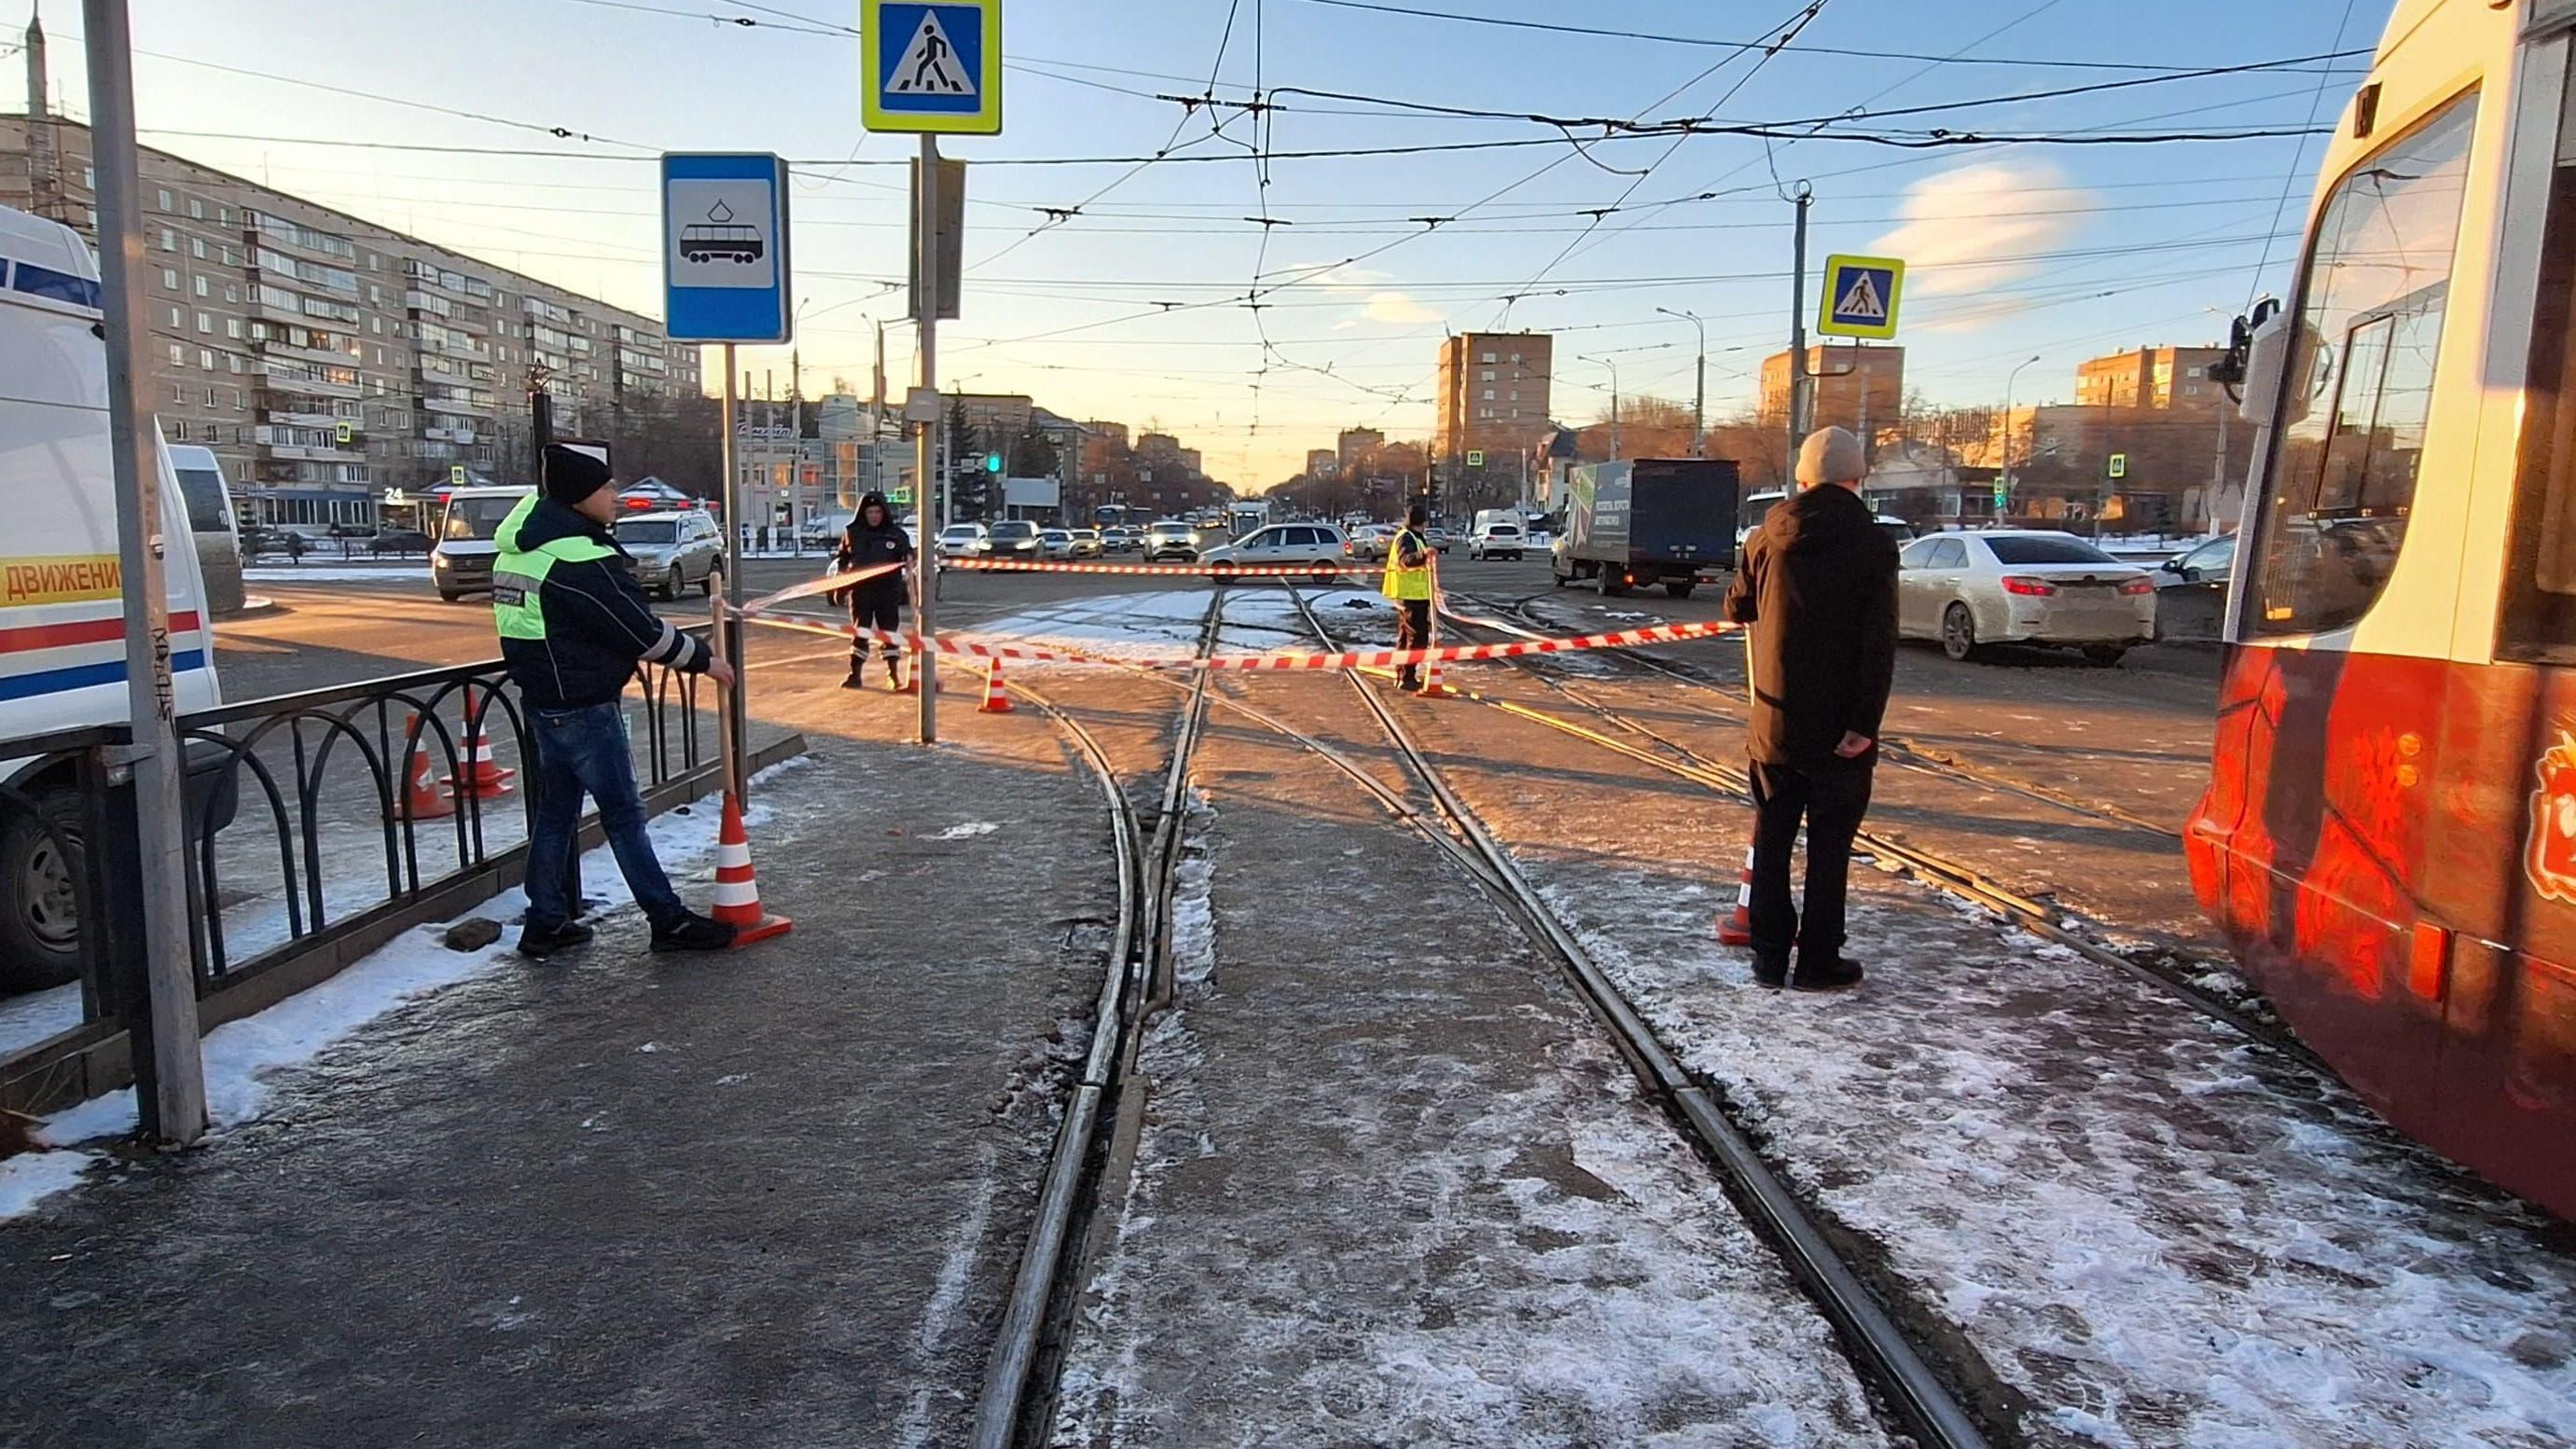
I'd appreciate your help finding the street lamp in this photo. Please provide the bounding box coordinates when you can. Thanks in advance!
[2001,353,2040,518]
[1655,308,1707,458]
[1580,352,1622,460]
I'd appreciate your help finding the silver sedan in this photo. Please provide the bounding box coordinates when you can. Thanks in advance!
[1897,530,2158,666]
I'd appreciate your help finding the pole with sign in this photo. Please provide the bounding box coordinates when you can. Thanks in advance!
[865,0,1000,745]
[662,152,791,798]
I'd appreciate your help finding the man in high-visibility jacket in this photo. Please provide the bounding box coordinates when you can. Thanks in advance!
[1380,502,1434,692]
[493,444,739,959]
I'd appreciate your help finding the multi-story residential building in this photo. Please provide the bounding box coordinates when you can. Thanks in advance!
[2073,345,2232,410]
[1306,448,1337,478]
[1336,426,1384,477]
[1432,333,1552,474]
[1758,344,1906,445]
[5,36,698,526]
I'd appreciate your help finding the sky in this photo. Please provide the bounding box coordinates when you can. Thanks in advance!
[7,0,2386,486]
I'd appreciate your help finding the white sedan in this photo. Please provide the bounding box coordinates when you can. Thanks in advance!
[1198,522,1353,581]
[1897,530,2157,666]
[1039,528,1077,559]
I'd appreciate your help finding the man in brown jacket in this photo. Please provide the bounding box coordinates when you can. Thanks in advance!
[1723,426,1899,990]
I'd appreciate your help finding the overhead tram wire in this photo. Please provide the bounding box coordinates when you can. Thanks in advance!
[2248,0,2364,308]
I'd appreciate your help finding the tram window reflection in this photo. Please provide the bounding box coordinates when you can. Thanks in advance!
[2501,56,2576,660]
[2254,90,2475,637]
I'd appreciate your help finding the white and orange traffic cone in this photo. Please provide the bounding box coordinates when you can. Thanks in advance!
[442,718,517,800]
[979,653,1014,713]
[1415,649,1457,699]
[388,714,456,822]
[712,793,793,946]
[1715,846,1754,946]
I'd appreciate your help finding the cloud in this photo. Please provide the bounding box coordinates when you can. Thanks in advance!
[1358,291,1442,324]
[1871,161,2095,300]
[1291,262,1394,295]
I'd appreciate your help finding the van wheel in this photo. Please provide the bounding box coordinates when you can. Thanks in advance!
[438,590,462,603]
[1665,582,1696,600]
[1598,570,1627,599]
[1942,602,1982,662]
[2083,645,2127,667]
[0,788,87,991]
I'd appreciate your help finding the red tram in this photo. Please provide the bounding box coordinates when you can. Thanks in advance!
[2191,0,2576,1219]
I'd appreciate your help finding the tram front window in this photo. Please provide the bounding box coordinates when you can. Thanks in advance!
[2253,89,2475,638]
[2504,51,2576,660]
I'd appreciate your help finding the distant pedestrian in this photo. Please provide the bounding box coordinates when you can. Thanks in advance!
[1382,502,1434,692]
[834,490,914,690]
[492,443,740,959]
[1722,425,1898,991]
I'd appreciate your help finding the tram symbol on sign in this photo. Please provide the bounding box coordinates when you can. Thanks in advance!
[888,8,973,95]
[679,200,765,264]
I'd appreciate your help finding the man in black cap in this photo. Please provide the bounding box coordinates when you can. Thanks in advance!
[491,443,739,958]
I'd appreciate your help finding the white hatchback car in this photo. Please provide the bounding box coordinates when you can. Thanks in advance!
[1897,530,2157,666]
[935,522,990,560]
[1198,522,1352,581]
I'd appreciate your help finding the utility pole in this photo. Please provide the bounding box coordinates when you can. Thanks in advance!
[1787,186,1814,466]
[1657,307,1707,458]
[84,0,205,1144]
[2001,353,2040,520]
[914,135,941,744]
[1583,352,1622,460]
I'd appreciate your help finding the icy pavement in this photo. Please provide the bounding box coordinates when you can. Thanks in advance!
[1402,699,2576,1449]
[967,585,1394,663]
[1051,706,1893,1447]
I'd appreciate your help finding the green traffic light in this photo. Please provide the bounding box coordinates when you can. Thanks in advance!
[984,453,1003,473]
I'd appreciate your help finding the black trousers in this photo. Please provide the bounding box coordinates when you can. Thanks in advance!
[1395,599,1433,683]
[1748,758,1876,961]
[850,592,903,667]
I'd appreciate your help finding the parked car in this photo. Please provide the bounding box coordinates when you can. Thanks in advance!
[1102,526,1140,553]
[615,510,727,600]
[1039,528,1077,560]
[1897,530,2157,666]
[988,519,1046,563]
[368,527,434,557]
[1199,523,1351,582]
[936,522,990,560]
[431,485,538,600]
[1426,526,1454,554]
[1070,528,1105,559]
[1143,519,1202,563]
[1469,520,1526,561]
[1347,524,1395,562]
[2156,531,2237,588]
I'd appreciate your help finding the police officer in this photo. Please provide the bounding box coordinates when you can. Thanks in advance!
[833,490,914,690]
[492,444,739,958]
[1381,502,1434,692]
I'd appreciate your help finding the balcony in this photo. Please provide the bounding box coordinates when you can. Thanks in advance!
[257,406,348,429]
[258,440,367,464]
[257,338,361,369]
[429,335,492,363]
[403,288,452,318]
[422,424,479,445]
[420,395,495,419]
[255,370,363,402]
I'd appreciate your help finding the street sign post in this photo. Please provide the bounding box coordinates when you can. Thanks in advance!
[662,151,792,790]
[1465,449,1484,468]
[1817,253,1904,340]
[862,0,1003,135]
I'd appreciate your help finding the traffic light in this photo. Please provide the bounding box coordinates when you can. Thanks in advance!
[984,452,1003,474]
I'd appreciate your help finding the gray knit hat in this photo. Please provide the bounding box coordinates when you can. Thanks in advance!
[1794,425,1865,487]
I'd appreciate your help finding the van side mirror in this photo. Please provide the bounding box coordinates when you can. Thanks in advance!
[2236,309,2292,428]
[2162,556,2182,573]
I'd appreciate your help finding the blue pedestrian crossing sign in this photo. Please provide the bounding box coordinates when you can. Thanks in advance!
[1818,253,1904,340]
[863,0,1003,135]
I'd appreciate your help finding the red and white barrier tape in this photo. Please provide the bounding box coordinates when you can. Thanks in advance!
[736,604,1734,671]
[739,560,909,615]
[943,557,1376,577]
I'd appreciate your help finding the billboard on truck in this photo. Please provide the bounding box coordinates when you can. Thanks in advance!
[1551,458,1739,600]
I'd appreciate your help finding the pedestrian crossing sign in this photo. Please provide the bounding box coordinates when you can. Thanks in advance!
[1818,253,1904,339]
[863,0,1003,135]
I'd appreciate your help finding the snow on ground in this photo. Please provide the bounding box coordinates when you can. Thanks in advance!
[1503,835,2576,1449]
[241,568,426,584]
[0,982,80,1057]
[969,586,1392,664]
[1051,794,1893,1447]
[1,760,808,1223]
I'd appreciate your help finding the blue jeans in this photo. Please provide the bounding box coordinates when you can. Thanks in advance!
[522,701,686,932]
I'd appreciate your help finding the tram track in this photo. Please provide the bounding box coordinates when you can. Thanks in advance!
[1282,584,2003,1449]
[1441,594,2304,1062]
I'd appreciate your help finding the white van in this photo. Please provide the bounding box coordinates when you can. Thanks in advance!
[0,202,226,987]
[430,485,536,601]
[164,444,246,614]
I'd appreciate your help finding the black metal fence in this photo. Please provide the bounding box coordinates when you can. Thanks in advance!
[0,637,735,1115]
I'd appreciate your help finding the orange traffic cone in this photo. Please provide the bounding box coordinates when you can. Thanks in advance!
[442,719,517,800]
[389,714,456,821]
[979,653,1014,713]
[1716,846,1754,946]
[712,793,793,946]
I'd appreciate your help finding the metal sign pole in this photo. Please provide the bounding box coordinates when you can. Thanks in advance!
[83,0,206,1144]
[719,340,746,800]
[914,133,941,745]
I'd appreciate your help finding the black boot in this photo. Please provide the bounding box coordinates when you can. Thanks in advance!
[840,657,866,690]
[650,912,739,954]
[1792,955,1865,991]
[1750,951,1790,989]
[516,920,596,959]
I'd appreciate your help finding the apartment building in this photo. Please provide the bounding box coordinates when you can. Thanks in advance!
[2073,345,2231,410]
[1758,344,1906,447]
[1433,333,1552,473]
[5,49,697,526]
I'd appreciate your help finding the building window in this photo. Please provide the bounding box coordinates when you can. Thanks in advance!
[189,237,205,259]
[1481,368,1495,381]
[225,284,240,304]
[218,206,232,227]
[159,267,177,291]
[167,343,184,366]
[226,318,242,338]
[156,188,172,212]
[159,228,174,253]
[1482,389,1495,400]
[196,311,212,333]
[188,199,204,220]
[229,355,243,374]
[194,276,209,298]
[170,421,187,442]
[200,349,215,371]
[370,316,382,335]
[1479,352,1495,364]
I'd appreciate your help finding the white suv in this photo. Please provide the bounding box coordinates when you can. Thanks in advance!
[1469,521,1526,561]
[936,522,990,560]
